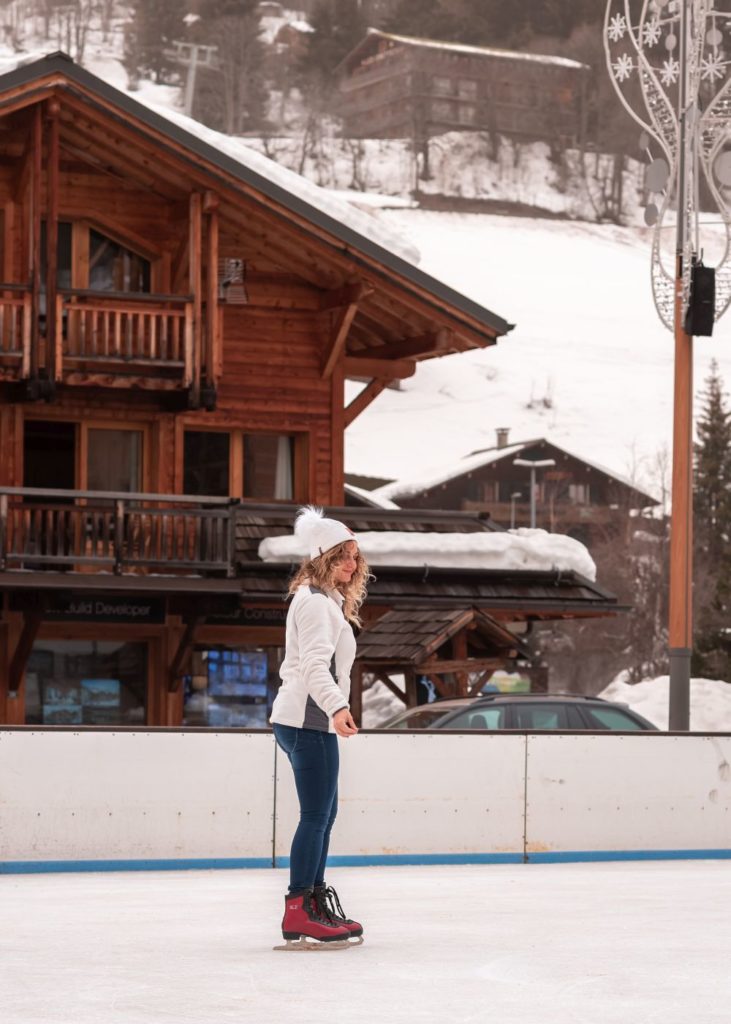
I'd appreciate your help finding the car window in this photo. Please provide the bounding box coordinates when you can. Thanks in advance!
[438,707,506,730]
[511,704,568,730]
[579,705,647,731]
[566,705,586,729]
[383,707,456,729]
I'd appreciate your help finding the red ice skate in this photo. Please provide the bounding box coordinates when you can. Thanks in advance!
[273,890,352,951]
[313,884,364,945]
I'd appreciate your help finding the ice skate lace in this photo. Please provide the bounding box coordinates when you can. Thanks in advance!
[322,886,349,922]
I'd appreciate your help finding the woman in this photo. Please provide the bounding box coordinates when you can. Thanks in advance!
[270,506,369,950]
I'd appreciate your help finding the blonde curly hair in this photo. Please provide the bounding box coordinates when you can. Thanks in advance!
[288,540,370,626]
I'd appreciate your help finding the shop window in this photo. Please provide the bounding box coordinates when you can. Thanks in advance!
[89,228,150,293]
[24,640,148,725]
[183,646,284,728]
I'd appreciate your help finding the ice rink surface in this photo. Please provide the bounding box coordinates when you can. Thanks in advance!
[1,861,730,1024]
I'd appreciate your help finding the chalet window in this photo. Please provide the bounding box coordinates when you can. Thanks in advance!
[89,229,151,293]
[431,100,453,121]
[183,429,295,500]
[458,104,477,125]
[184,431,230,496]
[458,79,477,100]
[244,434,293,500]
[569,483,590,505]
[432,76,452,96]
[24,640,148,726]
[87,428,143,493]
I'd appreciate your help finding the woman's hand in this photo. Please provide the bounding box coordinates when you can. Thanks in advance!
[333,708,359,738]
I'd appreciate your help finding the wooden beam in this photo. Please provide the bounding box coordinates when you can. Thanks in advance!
[29,104,42,379]
[344,378,386,428]
[343,356,416,380]
[319,282,372,310]
[8,610,43,694]
[419,658,504,675]
[373,670,409,705]
[376,329,454,361]
[468,668,496,695]
[322,301,358,379]
[169,616,203,692]
[205,202,219,387]
[189,192,202,406]
[46,99,61,382]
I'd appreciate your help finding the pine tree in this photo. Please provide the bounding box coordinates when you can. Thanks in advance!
[693,359,731,680]
[299,0,369,86]
[124,0,188,87]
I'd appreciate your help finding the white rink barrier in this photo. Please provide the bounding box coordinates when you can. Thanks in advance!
[1,730,730,872]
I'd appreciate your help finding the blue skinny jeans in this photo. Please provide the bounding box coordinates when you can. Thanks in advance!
[273,723,339,894]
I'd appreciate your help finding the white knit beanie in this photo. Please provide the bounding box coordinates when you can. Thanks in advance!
[294,506,357,560]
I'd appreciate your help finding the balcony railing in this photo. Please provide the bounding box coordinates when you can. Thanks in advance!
[0,488,238,577]
[59,290,194,385]
[0,285,31,374]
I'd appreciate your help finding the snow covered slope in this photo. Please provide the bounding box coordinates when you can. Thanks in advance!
[346,210,731,495]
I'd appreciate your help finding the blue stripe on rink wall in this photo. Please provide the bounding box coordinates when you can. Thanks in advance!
[4,850,731,873]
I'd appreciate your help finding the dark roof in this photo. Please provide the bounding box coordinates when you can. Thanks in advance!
[0,52,512,340]
[356,606,529,664]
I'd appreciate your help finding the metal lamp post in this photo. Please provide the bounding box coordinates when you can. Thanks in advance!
[510,490,522,529]
[513,459,557,528]
[604,0,731,729]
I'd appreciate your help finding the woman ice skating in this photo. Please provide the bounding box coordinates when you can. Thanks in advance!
[270,506,369,951]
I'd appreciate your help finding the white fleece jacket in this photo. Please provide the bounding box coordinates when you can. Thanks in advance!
[270,584,356,732]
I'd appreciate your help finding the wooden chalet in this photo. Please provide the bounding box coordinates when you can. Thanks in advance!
[372,432,659,546]
[336,29,590,146]
[0,53,618,729]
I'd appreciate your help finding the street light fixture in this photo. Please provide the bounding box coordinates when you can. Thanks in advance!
[513,459,556,529]
[510,491,522,530]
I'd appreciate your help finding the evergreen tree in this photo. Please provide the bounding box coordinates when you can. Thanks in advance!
[693,360,731,680]
[124,0,187,87]
[299,0,369,85]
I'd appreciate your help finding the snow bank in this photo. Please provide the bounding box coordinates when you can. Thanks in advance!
[599,674,731,731]
[258,527,596,579]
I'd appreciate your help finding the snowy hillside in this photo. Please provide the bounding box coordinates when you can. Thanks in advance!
[345,210,731,496]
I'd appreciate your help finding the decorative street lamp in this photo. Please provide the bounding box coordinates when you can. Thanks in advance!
[513,459,556,528]
[604,0,731,729]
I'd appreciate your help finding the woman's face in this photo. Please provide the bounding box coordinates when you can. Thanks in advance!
[333,540,359,585]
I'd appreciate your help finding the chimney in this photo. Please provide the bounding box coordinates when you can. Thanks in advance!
[496,427,510,449]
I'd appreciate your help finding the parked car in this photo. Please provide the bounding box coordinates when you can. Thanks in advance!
[378,694,659,732]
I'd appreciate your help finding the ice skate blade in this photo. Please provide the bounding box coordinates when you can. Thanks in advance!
[273,937,352,951]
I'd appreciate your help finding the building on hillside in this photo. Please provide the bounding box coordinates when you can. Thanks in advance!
[0,54,618,728]
[336,29,590,147]
[373,431,659,545]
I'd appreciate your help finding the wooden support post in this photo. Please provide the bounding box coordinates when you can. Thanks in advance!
[188,192,202,406]
[344,378,387,428]
[205,200,219,388]
[452,630,469,696]
[169,616,203,691]
[322,302,358,379]
[404,667,418,708]
[330,361,345,504]
[374,670,409,705]
[8,609,43,694]
[29,104,42,380]
[46,99,60,382]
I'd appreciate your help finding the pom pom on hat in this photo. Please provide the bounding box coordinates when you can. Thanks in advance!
[294,506,357,560]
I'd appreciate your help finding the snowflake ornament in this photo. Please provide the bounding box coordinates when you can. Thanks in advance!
[642,19,662,46]
[613,54,634,81]
[660,57,680,85]
[701,53,726,82]
[608,13,628,42]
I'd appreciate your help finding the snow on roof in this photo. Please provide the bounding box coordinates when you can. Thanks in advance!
[0,50,420,267]
[375,437,659,505]
[373,441,529,502]
[362,29,590,72]
[343,483,401,509]
[258,527,596,580]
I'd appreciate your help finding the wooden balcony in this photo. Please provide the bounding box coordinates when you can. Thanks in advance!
[0,285,31,377]
[0,488,237,577]
[58,289,195,388]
